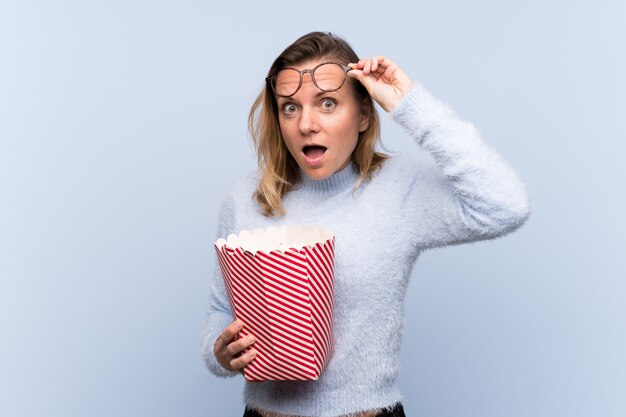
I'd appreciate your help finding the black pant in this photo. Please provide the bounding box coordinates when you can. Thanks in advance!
[243,402,406,417]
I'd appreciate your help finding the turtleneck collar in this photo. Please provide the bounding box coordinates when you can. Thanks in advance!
[296,162,361,195]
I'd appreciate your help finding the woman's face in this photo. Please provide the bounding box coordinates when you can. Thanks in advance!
[275,59,370,180]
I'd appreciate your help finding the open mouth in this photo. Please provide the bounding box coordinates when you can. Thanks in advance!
[302,145,327,158]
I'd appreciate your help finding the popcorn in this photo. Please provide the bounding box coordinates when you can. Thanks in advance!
[214,225,336,381]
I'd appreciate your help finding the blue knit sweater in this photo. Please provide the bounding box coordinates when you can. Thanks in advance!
[201,82,532,417]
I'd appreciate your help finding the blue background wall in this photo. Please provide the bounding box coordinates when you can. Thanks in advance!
[1,1,624,416]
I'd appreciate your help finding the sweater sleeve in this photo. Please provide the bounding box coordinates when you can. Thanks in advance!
[390,81,532,251]
[199,187,240,378]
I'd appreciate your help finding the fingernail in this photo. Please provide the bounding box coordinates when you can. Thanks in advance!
[248,350,256,357]
[246,335,256,343]
[235,320,243,329]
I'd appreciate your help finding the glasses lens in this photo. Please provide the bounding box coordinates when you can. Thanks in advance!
[273,68,301,97]
[313,63,346,92]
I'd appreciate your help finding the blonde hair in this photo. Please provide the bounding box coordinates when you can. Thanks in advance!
[249,31,390,218]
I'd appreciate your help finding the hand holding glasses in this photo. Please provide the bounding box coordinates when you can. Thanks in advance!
[346,56,414,112]
[266,57,414,113]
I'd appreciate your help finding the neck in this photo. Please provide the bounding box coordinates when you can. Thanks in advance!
[296,162,360,196]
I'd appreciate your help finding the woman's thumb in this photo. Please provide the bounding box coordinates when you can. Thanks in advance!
[347,69,363,82]
[347,69,372,90]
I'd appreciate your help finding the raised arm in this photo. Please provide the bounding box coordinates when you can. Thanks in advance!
[393,81,530,249]
[349,56,531,251]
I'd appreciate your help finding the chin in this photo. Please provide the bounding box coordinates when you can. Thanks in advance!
[301,167,332,180]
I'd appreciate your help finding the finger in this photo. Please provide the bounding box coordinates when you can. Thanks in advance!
[346,69,365,83]
[349,68,380,86]
[368,70,382,80]
[215,319,243,351]
[375,56,397,71]
[372,57,379,73]
[355,62,381,80]
[229,348,257,370]
[226,334,257,356]
[350,59,365,69]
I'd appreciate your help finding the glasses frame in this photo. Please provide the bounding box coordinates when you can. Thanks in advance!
[266,61,353,98]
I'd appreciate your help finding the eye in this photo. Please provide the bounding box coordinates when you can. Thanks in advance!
[321,98,336,110]
[282,103,298,114]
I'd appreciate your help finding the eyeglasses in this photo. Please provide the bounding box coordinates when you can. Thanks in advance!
[266,62,352,98]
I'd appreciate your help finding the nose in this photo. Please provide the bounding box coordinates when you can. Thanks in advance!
[298,105,320,135]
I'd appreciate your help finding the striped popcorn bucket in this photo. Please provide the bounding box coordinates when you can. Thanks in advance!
[214,225,336,381]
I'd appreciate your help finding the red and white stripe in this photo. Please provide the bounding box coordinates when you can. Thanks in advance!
[214,236,336,381]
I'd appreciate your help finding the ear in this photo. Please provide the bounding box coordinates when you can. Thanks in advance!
[358,98,371,133]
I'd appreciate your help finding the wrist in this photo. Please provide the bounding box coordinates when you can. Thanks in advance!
[386,81,415,113]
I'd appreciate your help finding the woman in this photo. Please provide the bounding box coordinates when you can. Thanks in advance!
[202,31,531,417]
